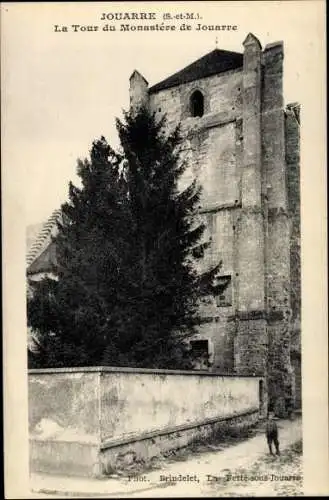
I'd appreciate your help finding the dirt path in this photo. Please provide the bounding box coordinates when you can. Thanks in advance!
[31,417,302,498]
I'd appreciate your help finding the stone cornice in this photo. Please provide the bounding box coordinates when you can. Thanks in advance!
[184,110,240,138]
[199,202,241,215]
[228,308,291,322]
[228,310,267,322]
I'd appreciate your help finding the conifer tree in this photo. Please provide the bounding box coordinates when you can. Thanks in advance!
[27,107,220,368]
[28,138,132,367]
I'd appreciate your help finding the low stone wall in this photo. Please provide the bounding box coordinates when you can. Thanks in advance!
[29,367,263,477]
[99,409,259,475]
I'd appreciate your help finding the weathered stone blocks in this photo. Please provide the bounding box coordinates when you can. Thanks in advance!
[129,34,300,416]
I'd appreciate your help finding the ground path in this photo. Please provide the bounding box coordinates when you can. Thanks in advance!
[31,416,302,498]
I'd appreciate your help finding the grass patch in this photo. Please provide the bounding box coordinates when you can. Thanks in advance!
[291,439,302,454]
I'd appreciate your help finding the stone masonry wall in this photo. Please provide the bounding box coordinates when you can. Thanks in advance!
[262,42,293,416]
[233,317,268,375]
[233,35,268,386]
[149,70,243,211]
[147,70,244,369]
[29,367,263,476]
[285,104,301,408]
[285,105,301,326]
[129,36,299,414]
[149,69,243,132]
[195,208,237,371]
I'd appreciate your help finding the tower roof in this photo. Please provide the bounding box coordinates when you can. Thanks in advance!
[149,48,243,94]
[129,70,149,85]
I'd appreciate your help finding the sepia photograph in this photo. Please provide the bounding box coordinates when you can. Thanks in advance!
[2,1,327,498]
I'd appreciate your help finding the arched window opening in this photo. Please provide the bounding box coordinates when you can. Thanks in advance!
[190,90,204,117]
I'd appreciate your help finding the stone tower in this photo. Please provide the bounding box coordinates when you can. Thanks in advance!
[129,33,301,416]
[26,33,301,416]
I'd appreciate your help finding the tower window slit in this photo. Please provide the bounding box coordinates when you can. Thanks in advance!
[190,90,204,117]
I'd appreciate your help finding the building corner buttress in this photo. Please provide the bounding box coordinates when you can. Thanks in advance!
[262,41,294,416]
[129,70,150,113]
[234,33,268,382]
[285,102,301,409]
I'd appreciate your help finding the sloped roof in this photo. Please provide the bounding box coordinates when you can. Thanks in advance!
[149,48,243,94]
[26,209,61,269]
[27,240,57,276]
[26,222,44,254]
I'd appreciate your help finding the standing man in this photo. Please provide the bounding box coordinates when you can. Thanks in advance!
[266,411,280,456]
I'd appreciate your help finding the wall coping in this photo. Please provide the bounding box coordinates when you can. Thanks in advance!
[28,366,263,379]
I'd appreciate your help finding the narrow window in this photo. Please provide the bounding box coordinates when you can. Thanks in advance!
[190,339,210,369]
[190,90,204,117]
[190,339,209,356]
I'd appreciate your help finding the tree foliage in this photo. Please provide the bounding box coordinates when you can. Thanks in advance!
[27,107,220,369]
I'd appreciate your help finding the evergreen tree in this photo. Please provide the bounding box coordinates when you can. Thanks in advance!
[28,138,132,367]
[27,107,220,368]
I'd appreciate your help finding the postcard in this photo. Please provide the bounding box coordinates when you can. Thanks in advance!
[2,1,327,497]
